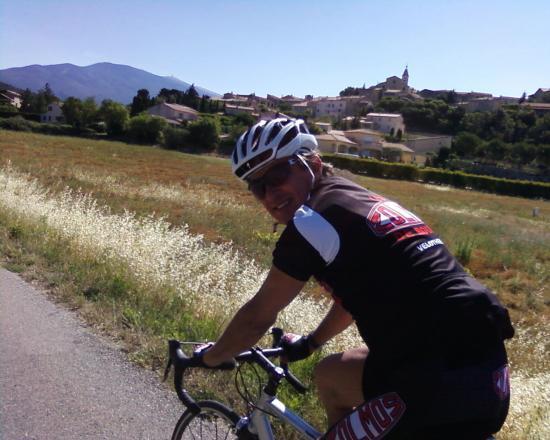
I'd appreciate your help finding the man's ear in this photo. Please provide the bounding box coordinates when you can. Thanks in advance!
[311,154,323,176]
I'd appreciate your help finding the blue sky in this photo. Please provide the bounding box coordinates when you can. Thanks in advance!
[1,0,548,98]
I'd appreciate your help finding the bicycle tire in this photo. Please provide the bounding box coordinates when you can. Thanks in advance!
[171,400,243,440]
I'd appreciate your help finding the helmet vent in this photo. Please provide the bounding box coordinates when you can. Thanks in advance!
[277,126,298,150]
[241,130,250,156]
[266,122,282,145]
[251,125,264,151]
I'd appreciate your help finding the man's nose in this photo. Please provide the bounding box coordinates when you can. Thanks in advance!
[264,183,284,200]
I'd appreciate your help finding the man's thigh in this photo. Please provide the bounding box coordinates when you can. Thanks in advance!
[314,347,368,408]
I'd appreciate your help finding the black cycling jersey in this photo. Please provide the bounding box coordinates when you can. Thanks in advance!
[273,175,513,365]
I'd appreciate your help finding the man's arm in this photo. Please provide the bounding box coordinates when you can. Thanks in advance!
[308,301,354,350]
[203,265,306,366]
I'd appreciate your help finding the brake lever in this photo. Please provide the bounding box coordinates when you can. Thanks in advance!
[271,327,283,347]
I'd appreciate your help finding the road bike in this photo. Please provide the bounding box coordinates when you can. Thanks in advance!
[164,327,322,439]
[164,329,501,440]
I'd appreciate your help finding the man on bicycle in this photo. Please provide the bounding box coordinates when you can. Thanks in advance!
[201,117,514,439]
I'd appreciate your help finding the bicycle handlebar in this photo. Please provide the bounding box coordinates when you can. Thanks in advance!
[164,328,308,413]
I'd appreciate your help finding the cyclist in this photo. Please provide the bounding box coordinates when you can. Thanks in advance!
[200,117,514,439]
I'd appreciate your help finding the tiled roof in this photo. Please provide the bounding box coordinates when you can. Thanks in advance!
[226,104,255,111]
[521,102,550,110]
[315,132,356,145]
[382,142,413,152]
[367,113,403,118]
[344,129,384,136]
[163,103,199,114]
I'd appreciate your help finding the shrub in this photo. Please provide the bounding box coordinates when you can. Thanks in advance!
[0,115,38,131]
[162,126,189,150]
[187,118,220,152]
[127,114,167,144]
[38,123,77,136]
[322,153,550,200]
[99,100,129,136]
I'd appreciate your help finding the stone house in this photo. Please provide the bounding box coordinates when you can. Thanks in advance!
[147,102,198,124]
[316,131,359,155]
[461,96,518,112]
[528,88,550,102]
[364,113,405,135]
[225,104,256,116]
[381,142,415,163]
[405,134,452,154]
[520,102,550,115]
[343,129,385,159]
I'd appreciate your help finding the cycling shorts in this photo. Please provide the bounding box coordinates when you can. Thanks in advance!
[323,342,510,440]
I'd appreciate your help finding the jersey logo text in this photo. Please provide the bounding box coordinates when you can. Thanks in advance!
[366,201,424,238]
[416,238,444,252]
[323,392,406,440]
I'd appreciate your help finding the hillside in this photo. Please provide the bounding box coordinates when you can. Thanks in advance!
[0,62,219,104]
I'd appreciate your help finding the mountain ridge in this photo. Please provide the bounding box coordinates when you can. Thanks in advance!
[0,62,219,104]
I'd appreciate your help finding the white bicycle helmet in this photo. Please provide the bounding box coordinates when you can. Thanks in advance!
[232,117,318,180]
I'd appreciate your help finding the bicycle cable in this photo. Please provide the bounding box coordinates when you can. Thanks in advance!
[235,363,278,417]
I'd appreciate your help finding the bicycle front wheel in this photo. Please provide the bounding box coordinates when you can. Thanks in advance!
[171,400,243,440]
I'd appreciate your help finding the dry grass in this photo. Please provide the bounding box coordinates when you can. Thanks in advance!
[1,129,549,437]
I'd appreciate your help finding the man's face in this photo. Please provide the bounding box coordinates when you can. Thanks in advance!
[247,157,312,224]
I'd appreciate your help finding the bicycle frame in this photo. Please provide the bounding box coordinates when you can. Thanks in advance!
[244,390,321,439]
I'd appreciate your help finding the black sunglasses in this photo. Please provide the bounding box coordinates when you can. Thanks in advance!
[247,157,299,199]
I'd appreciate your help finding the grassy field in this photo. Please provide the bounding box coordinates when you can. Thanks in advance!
[1,130,548,438]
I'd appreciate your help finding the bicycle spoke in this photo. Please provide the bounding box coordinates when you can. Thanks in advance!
[182,412,236,439]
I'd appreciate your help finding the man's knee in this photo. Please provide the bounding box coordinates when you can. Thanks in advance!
[314,348,369,400]
[314,353,346,388]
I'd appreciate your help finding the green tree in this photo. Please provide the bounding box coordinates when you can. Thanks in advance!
[185,84,200,109]
[187,117,220,151]
[199,95,207,112]
[433,146,451,168]
[485,138,509,161]
[445,90,458,105]
[163,126,189,150]
[81,97,98,128]
[42,83,57,104]
[528,114,550,144]
[127,114,167,144]
[130,89,153,116]
[376,97,405,113]
[61,96,97,129]
[339,86,363,97]
[31,83,59,114]
[396,128,403,141]
[452,132,482,157]
[99,100,129,136]
[536,144,550,166]
[511,142,537,165]
[62,97,83,128]
[305,122,320,135]
[20,89,35,113]
[233,112,255,127]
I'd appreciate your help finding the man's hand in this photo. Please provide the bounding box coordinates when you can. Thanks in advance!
[194,343,236,369]
[280,333,314,362]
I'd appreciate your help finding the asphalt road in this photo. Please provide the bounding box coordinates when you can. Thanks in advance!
[0,268,185,439]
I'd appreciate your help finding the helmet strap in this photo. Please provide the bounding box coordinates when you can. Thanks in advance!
[296,154,316,189]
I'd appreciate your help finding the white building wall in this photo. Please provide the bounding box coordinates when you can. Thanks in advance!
[41,103,64,123]
[365,113,405,134]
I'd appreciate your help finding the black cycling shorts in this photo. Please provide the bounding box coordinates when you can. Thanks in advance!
[323,343,510,440]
